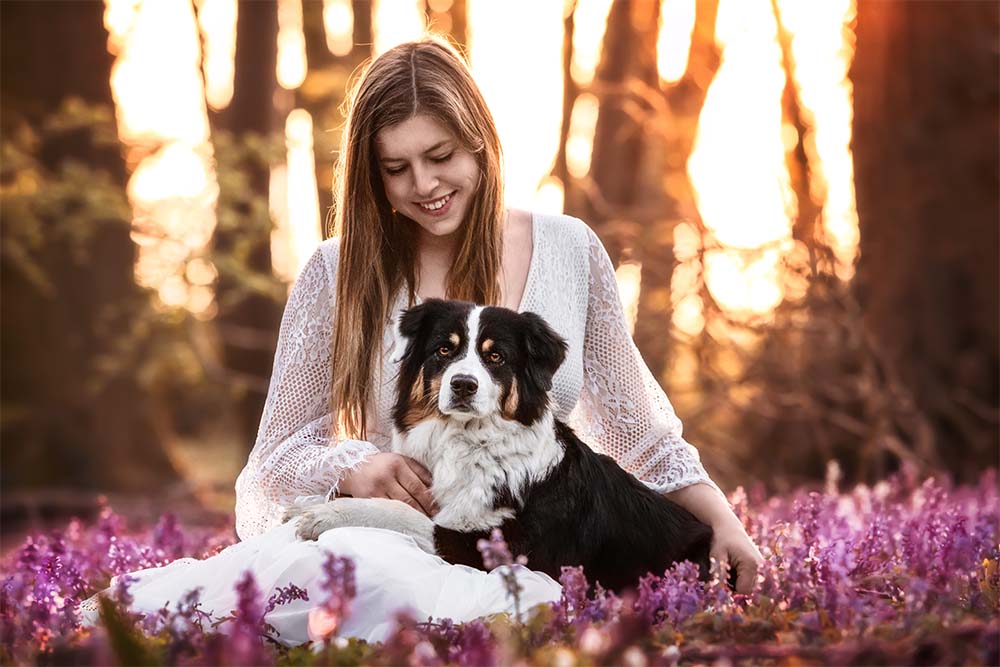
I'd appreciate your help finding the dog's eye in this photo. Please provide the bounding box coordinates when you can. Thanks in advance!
[485,351,504,365]
[437,345,453,357]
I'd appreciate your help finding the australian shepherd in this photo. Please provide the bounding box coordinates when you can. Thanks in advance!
[290,299,712,592]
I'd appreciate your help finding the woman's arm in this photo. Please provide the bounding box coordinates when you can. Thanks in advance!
[666,483,763,593]
[235,243,381,540]
[576,225,762,593]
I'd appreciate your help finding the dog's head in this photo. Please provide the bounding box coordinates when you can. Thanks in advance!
[392,299,567,432]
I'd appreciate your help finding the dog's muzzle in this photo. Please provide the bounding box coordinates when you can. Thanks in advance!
[449,374,478,410]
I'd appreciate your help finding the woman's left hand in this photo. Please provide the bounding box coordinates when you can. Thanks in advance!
[666,483,764,594]
[709,513,764,594]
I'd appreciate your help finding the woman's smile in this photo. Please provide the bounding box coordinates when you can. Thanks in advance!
[376,114,479,239]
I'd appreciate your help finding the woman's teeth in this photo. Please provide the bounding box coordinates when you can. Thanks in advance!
[418,192,453,211]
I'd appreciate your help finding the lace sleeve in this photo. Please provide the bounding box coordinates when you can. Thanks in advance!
[576,227,722,496]
[234,243,379,540]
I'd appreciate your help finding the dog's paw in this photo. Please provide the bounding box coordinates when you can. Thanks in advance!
[282,501,318,525]
[293,503,353,541]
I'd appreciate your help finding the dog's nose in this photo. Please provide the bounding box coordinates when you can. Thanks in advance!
[450,374,478,398]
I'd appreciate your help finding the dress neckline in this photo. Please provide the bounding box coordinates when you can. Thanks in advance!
[414,211,538,313]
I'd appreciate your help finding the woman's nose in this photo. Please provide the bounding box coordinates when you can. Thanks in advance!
[412,164,439,198]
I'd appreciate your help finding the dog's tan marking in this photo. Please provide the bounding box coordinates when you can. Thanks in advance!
[482,338,494,352]
[501,377,520,420]
[409,368,424,402]
[449,332,460,346]
[402,375,443,430]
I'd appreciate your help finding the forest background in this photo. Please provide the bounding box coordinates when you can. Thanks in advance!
[2,0,997,545]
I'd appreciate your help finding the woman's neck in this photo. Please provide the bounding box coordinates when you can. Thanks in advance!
[415,229,459,300]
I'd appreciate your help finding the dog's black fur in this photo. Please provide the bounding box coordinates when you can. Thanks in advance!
[394,299,713,592]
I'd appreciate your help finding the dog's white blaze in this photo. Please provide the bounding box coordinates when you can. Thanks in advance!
[393,412,562,532]
[439,306,499,419]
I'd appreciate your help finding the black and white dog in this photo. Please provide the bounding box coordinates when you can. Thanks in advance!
[291,299,712,592]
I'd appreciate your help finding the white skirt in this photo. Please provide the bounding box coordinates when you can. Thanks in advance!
[79,521,562,646]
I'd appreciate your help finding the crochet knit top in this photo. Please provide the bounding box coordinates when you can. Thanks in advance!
[234,213,720,539]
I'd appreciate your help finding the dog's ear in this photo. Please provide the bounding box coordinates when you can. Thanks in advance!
[521,311,568,392]
[396,299,446,360]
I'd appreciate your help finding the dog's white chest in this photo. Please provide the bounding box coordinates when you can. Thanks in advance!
[393,415,562,532]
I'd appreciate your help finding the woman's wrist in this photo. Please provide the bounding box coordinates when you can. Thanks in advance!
[665,482,735,528]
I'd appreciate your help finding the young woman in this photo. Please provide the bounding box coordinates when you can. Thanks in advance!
[83,36,762,645]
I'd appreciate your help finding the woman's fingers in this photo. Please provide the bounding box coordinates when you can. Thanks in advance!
[389,473,436,517]
[401,457,433,487]
[397,458,438,516]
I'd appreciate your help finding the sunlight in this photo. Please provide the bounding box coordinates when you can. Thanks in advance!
[687,0,792,322]
[277,0,307,89]
[570,0,614,86]
[195,0,237,110]
[372,0,426,56]
[271,110,324,284]
[104,0,218,316]
[468,0,564,210]
[657,0,695,84]
[323,0,354,57]
[615,261,643,335]
[776,0,859,279]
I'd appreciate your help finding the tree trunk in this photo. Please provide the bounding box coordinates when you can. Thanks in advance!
[210,0,285,447]
[851,0,999,479]
[0,0,181,492]
[632,0,720,384]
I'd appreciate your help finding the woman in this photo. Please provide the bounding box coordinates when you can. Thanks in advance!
[85,36,762,645]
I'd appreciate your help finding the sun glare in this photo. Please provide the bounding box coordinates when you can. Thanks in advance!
[195,0,237,110]
[104,0,218,317]
[277,0,308,89]
[271,109,324,285]
[468,0,564,211]
[323,0,354,57]
[372,0,426,56]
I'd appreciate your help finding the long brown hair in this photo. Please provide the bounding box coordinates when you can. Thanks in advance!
[329,37,505,439]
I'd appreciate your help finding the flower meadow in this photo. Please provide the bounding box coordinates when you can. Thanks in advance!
[3,468,998,666]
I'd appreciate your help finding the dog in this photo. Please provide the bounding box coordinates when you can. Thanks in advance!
[289,299,712,593]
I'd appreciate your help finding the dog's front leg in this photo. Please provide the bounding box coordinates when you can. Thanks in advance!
[285,498,436,554]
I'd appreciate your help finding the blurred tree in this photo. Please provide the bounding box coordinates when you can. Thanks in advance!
[207,1,287,447]
[559,0,719,385]
[852,1,999,478]
[0,2,180,492]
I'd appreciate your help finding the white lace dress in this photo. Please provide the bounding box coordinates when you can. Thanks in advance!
[81,213,721,645]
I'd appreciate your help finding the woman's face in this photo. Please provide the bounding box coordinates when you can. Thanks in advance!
[375,113,480,240]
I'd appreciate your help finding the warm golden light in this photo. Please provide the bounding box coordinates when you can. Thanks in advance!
[776,0,859,279]
[195,0,237,110]
[372,0,426,56]
[323,0,354,57]
[104,0,219,316]
[687,0,792,320]
[106,0,210,147]
[535,176,566,215]
[468,0,564,210]
[615,261,643,335]
[271,109,324,283]
[567,92,599,178]
[570,0,614,86]
[277,0,308,89]
[657,0,695,84]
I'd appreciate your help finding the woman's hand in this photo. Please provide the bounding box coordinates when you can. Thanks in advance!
[338,453,438,517]
[666,483,764,594]
[707,513,764,594]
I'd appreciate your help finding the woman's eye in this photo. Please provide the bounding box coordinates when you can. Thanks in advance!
[437,346,452,357]
[385,165,406,176]
[486,352,504,365]
[430,152,453,163]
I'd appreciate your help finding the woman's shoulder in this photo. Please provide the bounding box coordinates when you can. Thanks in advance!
[309,236,342,279]
[529,211,596,250]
